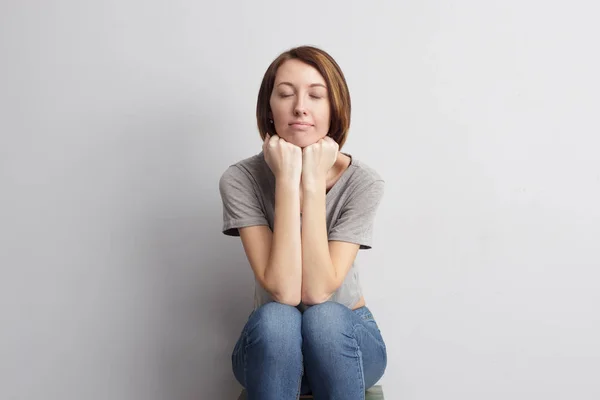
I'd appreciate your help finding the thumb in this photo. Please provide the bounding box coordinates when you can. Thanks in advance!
[262,133,270,153]
[263,133,271,147]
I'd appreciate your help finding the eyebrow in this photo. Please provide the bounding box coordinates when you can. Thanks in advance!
[276,82,327,89]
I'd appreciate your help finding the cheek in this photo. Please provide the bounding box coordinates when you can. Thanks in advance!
[317,106,331,126]
[270,99,289,118]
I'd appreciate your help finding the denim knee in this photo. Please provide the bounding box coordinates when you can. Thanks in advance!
[301,301,352,347]
[246,302,303,355]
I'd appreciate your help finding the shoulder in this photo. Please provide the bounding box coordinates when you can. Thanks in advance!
[219,152,270,186]
[348,157,383,182]
[344,155,385,192]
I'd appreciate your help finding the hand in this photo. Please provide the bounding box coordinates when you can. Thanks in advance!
[263,134,303,184]
[301,136,339,185]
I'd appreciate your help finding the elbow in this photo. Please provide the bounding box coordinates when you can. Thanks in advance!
[302,276,340,305]
[262,277,301,306]
[270,286,301,306]
[273,292,302,306]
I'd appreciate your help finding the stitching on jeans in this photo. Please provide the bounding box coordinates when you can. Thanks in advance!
[295,357,304,400]
[354,323,387,391]
[351,324,366,399]
[242,329,249,395]
[242,325,303,399]
[353,306,373,321]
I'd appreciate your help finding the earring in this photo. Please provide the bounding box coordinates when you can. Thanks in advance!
[269,119,273,123]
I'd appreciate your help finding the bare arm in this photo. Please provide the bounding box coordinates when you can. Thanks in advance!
[300,138,360,304]
[300,181,359,305]
[265,178,302,305]
[300,180,333,303]
[239,180,302,306]
[239,135,303,306]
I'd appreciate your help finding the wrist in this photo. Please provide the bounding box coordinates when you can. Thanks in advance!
[302,177,326,193]
[276,176,301,190]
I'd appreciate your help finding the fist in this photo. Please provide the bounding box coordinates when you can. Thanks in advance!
[301,136,339,182]
[263,134,303,183]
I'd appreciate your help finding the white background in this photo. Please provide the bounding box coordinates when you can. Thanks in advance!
[1,1,599,399]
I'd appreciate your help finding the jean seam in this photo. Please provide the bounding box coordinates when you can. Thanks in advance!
[354,322,387,391]
[295,357,304,400]
[242,320,303,399]
[242,329,249,396]
[351,323,366,399]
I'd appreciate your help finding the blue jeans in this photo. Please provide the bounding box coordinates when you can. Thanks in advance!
[232,301,387,400]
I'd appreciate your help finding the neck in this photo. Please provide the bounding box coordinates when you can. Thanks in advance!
[326,152,351,190]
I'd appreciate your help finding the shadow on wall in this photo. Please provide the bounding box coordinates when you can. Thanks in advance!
[130,117,254,399]
[147,191,254,400]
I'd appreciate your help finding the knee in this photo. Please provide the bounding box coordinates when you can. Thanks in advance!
[247,302,302,351]
[302,301,351,345]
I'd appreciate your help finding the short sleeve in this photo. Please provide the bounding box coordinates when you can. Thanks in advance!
[328,180,385,249]
[219,165,269,236]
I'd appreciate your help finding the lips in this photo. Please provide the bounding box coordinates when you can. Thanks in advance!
[289,122,313,126]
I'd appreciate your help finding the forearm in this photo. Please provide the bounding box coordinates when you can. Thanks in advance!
[264,179,302,305]
[301,180,337,304]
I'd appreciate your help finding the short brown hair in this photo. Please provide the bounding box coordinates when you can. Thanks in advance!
[256,46,351,149]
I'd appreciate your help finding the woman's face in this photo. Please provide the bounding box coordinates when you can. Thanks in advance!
[269,59,331,148]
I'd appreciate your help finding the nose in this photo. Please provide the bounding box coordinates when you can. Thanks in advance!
[294,96,307,116]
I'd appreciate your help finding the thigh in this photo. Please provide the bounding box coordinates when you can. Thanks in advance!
[301,302,387,392]
[351,306,388,389]
[231,322,247,388]
[231,302,303,388]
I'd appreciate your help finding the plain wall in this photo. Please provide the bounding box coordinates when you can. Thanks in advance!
[1,1,599,399]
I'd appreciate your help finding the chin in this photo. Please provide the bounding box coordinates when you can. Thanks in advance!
[280,133,324,149]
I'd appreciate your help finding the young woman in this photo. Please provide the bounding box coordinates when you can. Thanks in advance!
[219,45,387,400]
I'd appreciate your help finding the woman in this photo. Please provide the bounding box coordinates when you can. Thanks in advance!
[219,45,387,400]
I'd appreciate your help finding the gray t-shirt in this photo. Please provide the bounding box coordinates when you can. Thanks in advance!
[218,151,384,311]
